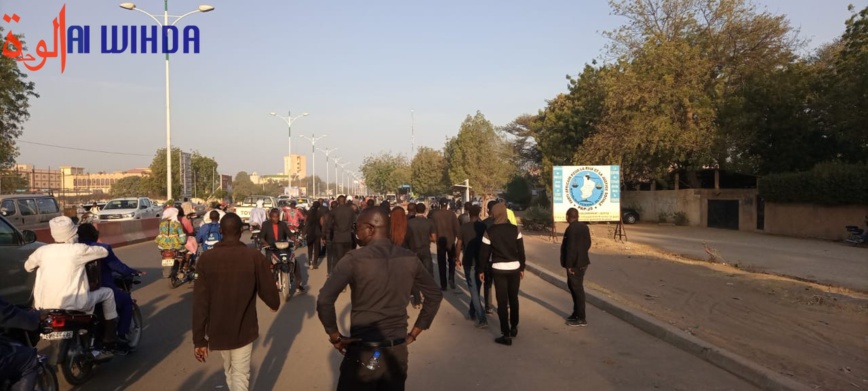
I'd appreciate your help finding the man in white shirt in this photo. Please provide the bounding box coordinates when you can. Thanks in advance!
[249,200,267,228]
[25,216,124,357]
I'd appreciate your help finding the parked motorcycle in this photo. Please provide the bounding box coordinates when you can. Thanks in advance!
[38,272,143,385]
[0,309,59,391]
[845,219,866,245]
[267,241,296,302]
[161,249,195,288]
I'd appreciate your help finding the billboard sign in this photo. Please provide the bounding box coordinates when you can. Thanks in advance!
[553,165,620,222]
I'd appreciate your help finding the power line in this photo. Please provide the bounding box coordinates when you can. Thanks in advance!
[18,140,152,157]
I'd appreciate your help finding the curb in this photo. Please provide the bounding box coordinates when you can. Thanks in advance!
[524,261,812,391]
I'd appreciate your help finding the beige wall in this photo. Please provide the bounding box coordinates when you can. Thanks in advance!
[765,203,868,240]
[622,189,757,229]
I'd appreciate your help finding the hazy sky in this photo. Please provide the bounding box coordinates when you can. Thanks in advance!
[3,0,863,179]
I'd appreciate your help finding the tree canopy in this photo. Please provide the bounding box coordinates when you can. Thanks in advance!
[0,27,38,170]
[410,147,449,196]
[360,153,410,195]
[445,112,514,195]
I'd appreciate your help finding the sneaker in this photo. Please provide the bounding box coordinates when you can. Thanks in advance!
[112,344,131,356]
[566,315,580,323]
[297,286,307,293]
[485,307,494,315]
[494,336,512,346]
[510,327,518,338]
[92,350,115,361]
[568,319,588,327]
[475,320,489,329]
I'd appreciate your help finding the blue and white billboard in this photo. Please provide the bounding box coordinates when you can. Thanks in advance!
[553,165,621,222]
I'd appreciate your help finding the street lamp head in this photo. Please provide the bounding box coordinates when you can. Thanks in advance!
[302,113,309,116]
[119,3,136,10]
[270,112,277,116]
[198,5,215,12]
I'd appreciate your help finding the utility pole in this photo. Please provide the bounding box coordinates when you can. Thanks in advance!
[410,109,415,156]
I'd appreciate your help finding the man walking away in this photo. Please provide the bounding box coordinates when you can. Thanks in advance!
[193,213,280,391]
[406,202,416,220]
[430,198,461,290]
[458,202,472,225]
[456,205,487,328]
[406,203,436,308]
[327,196,356,274]
[317,208,442,391]
[479,203,526,346]
[561,208,591,327]
[480,200,499,313]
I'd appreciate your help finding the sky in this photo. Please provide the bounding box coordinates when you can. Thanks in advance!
[3,0,864,180]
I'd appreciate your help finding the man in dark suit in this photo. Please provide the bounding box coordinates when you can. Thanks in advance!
[560,207,591,326]
[327,195,356,274]
[260,209,306,293]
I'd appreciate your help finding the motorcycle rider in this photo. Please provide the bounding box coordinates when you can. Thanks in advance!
[197,210,223,251]
[261,209,306,293]
[282,201,305,245]
[0,295,41,391]
[156,207,188,272]
[77,223,143,349]
[24,216,122,359]
[249,200,267,239]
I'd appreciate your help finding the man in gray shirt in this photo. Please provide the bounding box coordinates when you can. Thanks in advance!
[317,208,442,390]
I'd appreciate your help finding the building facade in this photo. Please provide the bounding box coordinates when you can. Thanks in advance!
[283,154,307,181]
[60,166,151,195]
[15,164,62,192]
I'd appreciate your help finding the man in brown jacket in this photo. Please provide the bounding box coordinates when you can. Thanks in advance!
[192,213,280,391]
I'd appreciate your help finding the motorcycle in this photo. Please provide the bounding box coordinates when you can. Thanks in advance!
[161,249,195,289]
[0,309,59,391]
[38,272,143,386]
[267,241,296,302]
[250,224,262,251]
[844,216,867,245]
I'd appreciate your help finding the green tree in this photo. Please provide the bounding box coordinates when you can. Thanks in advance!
[0,170,27,193]
[143,147,182,199]
[504,176,532,206]
[0,27,39,169]
[500,114,543,185]
[231,171,257,201]
[410,147,449,196]
[110,176,145,197]
[360,153,410,195]
[190,152,219,199]
[445,111,513,195]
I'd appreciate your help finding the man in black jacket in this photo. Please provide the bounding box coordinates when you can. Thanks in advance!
[260,209,306,293]
[560,208,591,326]
[327,196,356,273]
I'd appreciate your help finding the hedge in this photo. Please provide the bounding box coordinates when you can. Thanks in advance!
[759,162,868,205]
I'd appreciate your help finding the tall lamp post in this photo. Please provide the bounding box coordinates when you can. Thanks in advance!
[299,134,327,197]
[318,148,338,197]
[119,2,214,201]
[337,161,350,195]
[269,111,308,196]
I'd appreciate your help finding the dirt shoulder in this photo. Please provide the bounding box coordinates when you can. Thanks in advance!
[522,226,868,391]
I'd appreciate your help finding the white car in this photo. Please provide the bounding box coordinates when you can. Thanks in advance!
[98,197,162,221]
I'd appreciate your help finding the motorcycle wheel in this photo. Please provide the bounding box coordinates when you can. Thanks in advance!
[281,270,292,301]
[288,262,297,295]
[169,260,184,289]
[60,337,94,385]
[35,362,59,391]
[126,304,143,349]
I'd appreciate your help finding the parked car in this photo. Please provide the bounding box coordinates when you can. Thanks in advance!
[622,208,640,224]
[0,194,63,229]
[294,198,310,210]
[507,201,528,211]
[0,213,42,305]
[98,197,162,221]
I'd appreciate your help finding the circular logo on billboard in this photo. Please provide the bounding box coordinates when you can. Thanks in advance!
[566,168,608,210]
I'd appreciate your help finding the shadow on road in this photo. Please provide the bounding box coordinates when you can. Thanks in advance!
[253,292,317,390]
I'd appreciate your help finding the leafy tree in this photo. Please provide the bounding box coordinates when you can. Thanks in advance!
[445,111,513,195]
[360,153,410,195]
[0,170,27,193]
[143,147,182,199]
[500,114,543,185]
[504,176,532,206]
[410,147,449,196]
[231,171,257,201]
[110,176,144,197]
[0,27,39,169]
[191,152,219,199]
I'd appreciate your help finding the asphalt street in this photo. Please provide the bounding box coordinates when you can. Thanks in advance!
[52,240,757,391]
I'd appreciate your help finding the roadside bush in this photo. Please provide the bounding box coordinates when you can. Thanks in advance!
[521,206,553,230]
[673,211,689,226]
[759,162,868,205]
[657,211,670,223]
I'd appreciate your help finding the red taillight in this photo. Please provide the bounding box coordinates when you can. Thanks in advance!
[51,317,66,328]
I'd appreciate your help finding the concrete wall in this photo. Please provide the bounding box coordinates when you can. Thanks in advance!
[32,218,160,248]
[622,189,758,230]
[765,203,868,240]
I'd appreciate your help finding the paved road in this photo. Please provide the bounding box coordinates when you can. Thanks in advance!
[622,224,868,292]
[52,240,756,391]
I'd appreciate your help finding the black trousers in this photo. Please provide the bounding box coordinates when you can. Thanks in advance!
[493,269,521,336]
[331,242,352,273]
[567,266,588,320]
[436,238,456,289]
[484,268,493,310]
[307,235,321,268]
[338,344,408,391]
[411,249,434,305]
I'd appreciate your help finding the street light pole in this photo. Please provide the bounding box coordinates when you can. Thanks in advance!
[119,2,214,201]
[299,134,327,197]
[270,111,309,196]
[332,157,343,196]
[318,148,338,197]
[337,161,350,195]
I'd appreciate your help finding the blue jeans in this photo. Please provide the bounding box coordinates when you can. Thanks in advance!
[112,287,134,336]
[463,252,485,321]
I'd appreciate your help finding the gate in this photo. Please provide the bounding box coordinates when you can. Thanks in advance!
[708,200,739,230]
